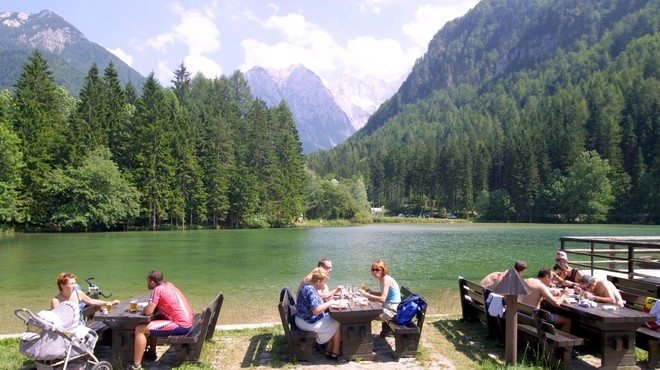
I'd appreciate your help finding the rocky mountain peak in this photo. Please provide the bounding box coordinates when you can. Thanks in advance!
[1,10,85,53]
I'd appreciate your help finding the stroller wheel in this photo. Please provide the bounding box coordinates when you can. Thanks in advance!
[90,361,112,370]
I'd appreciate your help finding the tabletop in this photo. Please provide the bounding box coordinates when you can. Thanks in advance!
[329,299,382,322]
[101,295,152,323]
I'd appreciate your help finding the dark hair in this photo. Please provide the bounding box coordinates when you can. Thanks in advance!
[537,267,551,278]
[553,263,566,271]
[514,261,527,272]
[147,270,164,284]
[317,258,331,268]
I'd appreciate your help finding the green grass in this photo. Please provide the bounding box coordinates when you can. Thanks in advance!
[2,321,652,369]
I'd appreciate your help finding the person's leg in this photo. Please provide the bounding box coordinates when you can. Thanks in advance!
[133,324,150,365]
[329,328,341,355]
[554,313,571,333]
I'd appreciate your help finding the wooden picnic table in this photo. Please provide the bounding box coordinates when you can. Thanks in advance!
[543,297,654,369]
[100,295,153,363]
[329,299,382,361]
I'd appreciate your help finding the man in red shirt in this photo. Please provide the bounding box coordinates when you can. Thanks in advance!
[128,270,194,370]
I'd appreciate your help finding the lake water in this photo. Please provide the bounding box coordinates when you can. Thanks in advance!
[2,223,660,334]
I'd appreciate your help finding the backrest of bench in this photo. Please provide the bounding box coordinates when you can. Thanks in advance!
[517,303,556,341]
[608,275,660,298]
[458,276,489,324]
[205,292,224,341]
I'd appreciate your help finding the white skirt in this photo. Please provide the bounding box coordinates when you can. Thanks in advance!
[295,315,340,344]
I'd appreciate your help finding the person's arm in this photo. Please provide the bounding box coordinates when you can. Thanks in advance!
[79,291,120,307]
[51,297,60,309]
[143,302,158,315]
[311,299,334,314]
[362,279,391,303]
[542,285,569,307]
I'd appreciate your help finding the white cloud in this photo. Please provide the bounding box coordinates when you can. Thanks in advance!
[241,13,343,76]
[240,12,410,83]
[403,1,479,49]
[155,60,172,84]
[359,0,401,14]
[184,55,223,78]
[145,6,221,79]
[345,36,413,82]
[107,47,133,66]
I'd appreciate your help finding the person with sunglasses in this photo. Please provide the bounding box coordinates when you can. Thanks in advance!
[359,260,401,321]
[52,272,120,324]
[298,258,344,301]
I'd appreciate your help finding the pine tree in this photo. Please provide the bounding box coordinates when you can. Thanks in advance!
[12,50,69,224]
[132,73,175,229]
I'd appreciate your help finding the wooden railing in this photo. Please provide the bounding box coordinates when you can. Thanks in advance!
[559,236,660,279]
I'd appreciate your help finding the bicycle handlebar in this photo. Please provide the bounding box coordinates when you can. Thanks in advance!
[84,277,112,298]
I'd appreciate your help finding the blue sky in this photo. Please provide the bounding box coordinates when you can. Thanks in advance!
[1,0,479,85]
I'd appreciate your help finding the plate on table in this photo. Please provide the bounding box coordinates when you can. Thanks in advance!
[331,299,349,309]
[602,305,617,311]
[564,297,577,304]
[137,302,148,309]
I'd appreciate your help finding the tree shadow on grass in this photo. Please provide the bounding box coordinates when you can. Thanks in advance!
[242,333,274,368]
[433,317,506,366]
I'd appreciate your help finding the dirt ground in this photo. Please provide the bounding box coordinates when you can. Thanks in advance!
[100,316,610,370]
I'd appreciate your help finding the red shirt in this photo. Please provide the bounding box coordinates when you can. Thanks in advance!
[150,282,194,328]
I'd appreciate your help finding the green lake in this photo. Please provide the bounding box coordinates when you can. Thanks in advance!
[2,223,660,334]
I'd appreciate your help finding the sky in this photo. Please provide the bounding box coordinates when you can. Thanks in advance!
[1,0,479,85]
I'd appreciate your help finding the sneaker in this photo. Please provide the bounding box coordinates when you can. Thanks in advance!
[143,351,157,361]
[126,363,142,370]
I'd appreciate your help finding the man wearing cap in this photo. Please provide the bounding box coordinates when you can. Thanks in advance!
[554,250,584,289]
[480,261,527,290]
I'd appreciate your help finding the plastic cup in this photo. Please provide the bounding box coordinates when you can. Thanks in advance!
[106,302,113,313]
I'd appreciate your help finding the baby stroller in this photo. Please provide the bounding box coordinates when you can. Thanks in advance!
[15,301,112,370]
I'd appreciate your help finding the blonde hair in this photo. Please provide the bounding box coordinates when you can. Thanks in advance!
[310,267,329,282]
[371,260,389,275]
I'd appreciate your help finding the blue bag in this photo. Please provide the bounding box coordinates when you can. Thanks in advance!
[396,293,426,325]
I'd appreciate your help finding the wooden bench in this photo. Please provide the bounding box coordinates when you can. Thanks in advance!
[608,275,660,368]
[457,276,502,338]
[278,287,317,362]
[163,291,224,362]
[517,303,584,369]
[380,286,428,358]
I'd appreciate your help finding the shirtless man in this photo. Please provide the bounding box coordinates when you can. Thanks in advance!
[519,267,572,332]
[480,261,527,290]
[578,275,624,307]
[298,258,343,301]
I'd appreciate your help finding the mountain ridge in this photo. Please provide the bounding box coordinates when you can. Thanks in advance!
[0,9,145,96]
[245,65,356,153]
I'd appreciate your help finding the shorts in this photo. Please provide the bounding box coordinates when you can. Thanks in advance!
[380,302,399,322]
[294,315,340,344]
[147,320,191,337]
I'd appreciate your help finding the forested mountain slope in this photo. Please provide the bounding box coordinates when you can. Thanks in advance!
[0,10,145,96]
[307,0,660,223]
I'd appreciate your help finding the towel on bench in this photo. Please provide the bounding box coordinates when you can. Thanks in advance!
[486,293,505,318]
[645,297,660,328]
